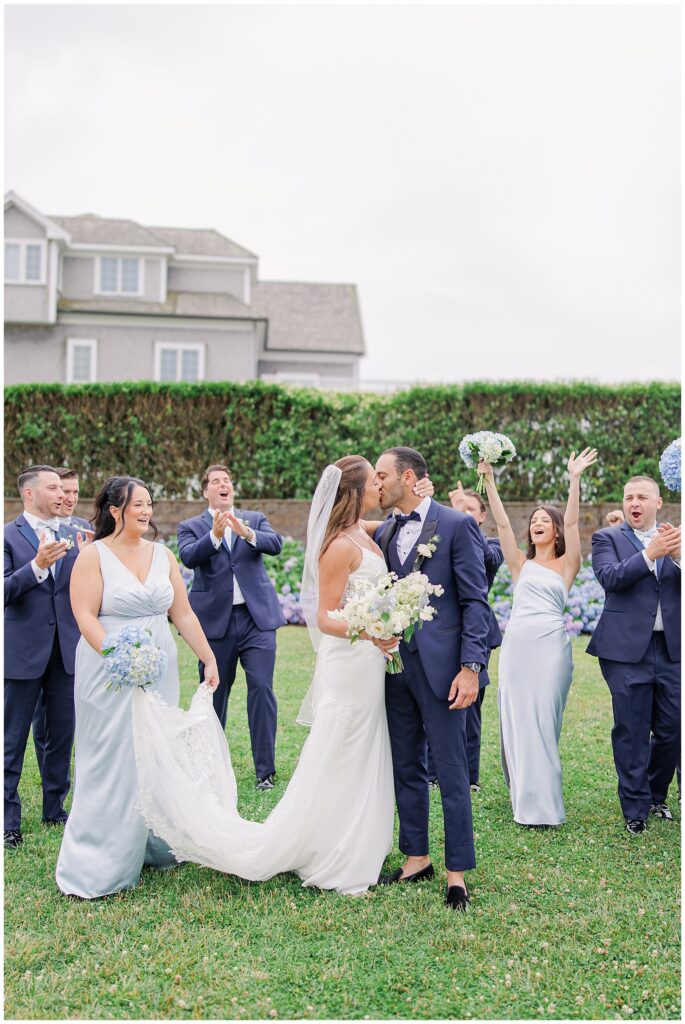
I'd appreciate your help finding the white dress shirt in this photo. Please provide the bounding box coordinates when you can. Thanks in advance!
[208,507,257,607]
[395,497,432,564]
[633,524,663,631]
[23,510,60,582]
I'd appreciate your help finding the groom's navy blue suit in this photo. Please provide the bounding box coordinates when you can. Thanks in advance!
[587,522,681,821]
[178,508,285,780]
[4,515,81,830]
[375,499,491,871]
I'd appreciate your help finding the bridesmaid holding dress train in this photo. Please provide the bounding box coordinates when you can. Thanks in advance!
[479,448,598,826]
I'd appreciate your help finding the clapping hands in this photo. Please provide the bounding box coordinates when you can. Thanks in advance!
[646,523,682,562]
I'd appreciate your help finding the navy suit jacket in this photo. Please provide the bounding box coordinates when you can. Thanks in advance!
[375,500,492,699]
[178,508,285,639]
[587,522,681,664]
[4,514,81,678]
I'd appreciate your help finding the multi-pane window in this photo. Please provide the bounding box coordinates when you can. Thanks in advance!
[97,256,141,295]
[4,240,45,283]
[4,243,20,281]
[155,343,204,383]
[67,339,97,384]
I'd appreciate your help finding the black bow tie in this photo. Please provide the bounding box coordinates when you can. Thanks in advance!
[394,511,421,528]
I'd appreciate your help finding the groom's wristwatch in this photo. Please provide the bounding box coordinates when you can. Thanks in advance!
[461,663,482,675]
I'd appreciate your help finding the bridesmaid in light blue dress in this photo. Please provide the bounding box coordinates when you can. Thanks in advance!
[479,448,598,826]
[56,477,219,899]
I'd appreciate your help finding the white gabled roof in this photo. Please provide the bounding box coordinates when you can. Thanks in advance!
[4,191,71,243]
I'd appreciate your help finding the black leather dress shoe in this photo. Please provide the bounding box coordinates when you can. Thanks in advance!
[625,818,647,835]
[256,773,275,791]
[43,814,68,826]
[379,863,434,885]
[445,885,470,911]
[650,802,673,820]
[4,829,23,849]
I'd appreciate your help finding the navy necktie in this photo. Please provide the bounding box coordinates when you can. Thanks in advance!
[395,511,421,529]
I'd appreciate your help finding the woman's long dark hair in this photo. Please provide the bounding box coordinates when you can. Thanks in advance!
[92,476,158,541]
[321,456,370,556]
[526,505,565,559]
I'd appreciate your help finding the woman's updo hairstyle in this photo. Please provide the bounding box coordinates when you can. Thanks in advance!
[92,476,158,540]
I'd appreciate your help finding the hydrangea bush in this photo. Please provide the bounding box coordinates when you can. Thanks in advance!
[489,557,605,636]
[659,438,681,494]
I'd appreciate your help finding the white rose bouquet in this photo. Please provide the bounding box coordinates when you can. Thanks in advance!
[459,430,516,493]
[330,570,444,674]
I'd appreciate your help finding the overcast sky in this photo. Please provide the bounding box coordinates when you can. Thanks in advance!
[5,3,680,383]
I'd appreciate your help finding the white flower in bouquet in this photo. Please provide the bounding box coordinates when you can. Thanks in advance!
[459,431,516,493]
[330,571,443,673]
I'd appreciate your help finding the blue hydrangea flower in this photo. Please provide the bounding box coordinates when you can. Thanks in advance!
[659,438,681,493]
[101,627,168,691]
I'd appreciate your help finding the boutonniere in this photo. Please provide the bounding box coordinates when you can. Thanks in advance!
[414,534,440,571]
[63,535,75,550]
[417,535,440,560]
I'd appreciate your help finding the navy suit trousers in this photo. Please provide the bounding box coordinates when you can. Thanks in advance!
[600,633,680,820]
[385,646,475,871]
[4,634,74,829]
[200,605,277,780]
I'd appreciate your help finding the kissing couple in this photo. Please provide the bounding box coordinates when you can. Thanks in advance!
[118,448,492,910]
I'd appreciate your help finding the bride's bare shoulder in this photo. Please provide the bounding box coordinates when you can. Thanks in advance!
[319,534,360,570]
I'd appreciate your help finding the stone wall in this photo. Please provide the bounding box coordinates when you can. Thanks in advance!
[5,498,680,555]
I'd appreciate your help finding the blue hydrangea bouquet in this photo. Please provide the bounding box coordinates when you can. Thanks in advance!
[101,625,168,692]
[659,438,681,493]
[459,430,517,493]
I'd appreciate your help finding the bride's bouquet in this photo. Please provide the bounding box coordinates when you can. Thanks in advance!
[330,571,444,674]
[102,625,168,692]
[459,430,517,493]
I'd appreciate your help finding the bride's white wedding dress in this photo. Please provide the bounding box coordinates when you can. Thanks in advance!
[132,545,394,895]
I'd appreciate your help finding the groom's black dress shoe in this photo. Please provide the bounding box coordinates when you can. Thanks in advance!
[4,829,23,849]
[625,818,647,835]
[445,885,470,912]
[256,773,276,791]
[43,814,68,826]
[379,863,435,885]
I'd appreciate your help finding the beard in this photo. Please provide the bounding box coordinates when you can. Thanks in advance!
[379,484,402,510]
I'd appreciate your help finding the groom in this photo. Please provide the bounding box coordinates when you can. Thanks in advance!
[374,447,491,911]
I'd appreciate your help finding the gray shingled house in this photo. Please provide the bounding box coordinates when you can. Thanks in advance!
[4,192,365,388]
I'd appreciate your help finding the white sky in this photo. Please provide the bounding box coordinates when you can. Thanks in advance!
[4,3,681,383]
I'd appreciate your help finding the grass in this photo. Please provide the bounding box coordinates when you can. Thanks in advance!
[4,629,681,1020]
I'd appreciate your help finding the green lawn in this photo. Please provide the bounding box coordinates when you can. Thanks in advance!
[4,628,681,1020]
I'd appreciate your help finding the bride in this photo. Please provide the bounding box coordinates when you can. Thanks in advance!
[129,455,417,895]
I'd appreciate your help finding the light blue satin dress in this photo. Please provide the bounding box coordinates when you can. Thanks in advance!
[497,560,573,826]
[56,541,180,898]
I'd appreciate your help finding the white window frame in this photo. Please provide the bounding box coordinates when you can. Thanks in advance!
[94,255,145,297]
[153,341,205,383]
[4,239,47,285]
[66,338,98,384]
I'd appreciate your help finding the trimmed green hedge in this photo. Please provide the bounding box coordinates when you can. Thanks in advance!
[4,381,680,501]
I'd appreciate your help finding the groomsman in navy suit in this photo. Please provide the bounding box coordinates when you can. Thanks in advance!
[178,464,285,789]
[32,467,92,790]
[374,448,491,911]
[448,482,504,789]
[4,466,82,848]
[588,475,681,834]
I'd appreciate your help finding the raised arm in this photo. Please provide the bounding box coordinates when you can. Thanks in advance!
[563,448,598,589]
[478,460,525,579]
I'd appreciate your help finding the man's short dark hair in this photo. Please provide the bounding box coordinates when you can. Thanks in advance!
[201,464,232,491]
[17,465,58,496]
[625,475,660,494]
[54,467,79,481]
[384,446,427,480]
